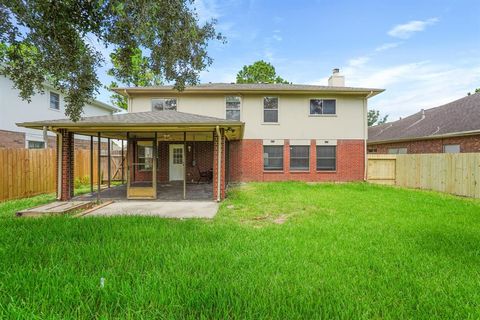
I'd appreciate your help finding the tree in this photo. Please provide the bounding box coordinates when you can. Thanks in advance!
[467,88,480,95]
[0,1,222,121]
[107,48,163,110]
[236,60,289,84]
[368,109,389,126]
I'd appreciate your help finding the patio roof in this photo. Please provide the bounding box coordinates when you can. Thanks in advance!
[17,110,244,140]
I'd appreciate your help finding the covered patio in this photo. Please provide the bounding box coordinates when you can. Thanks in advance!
[18,110,243,202]
[75,181,213,201]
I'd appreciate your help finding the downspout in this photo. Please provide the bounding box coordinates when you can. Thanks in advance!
[57,130,63,200]
[124,89,131,112]
[215,125,222,202]
[364,91,374,181]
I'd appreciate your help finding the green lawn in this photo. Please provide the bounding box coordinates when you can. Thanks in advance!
[1,182,480,319]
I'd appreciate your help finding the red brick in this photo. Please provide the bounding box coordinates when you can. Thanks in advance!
[228,139,365,182]
[369,134,480,154]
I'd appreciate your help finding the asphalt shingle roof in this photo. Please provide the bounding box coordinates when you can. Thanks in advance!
[18,110,241,128]
[113,82,384,96]
[368,93,480,143]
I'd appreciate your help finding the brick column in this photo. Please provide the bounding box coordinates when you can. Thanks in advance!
[310,139,316,174]
[284,139,290,174]
[59,129,74,201]
[213,129,226,201]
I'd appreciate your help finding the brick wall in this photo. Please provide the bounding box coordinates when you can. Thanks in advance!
[131,141,214,183]
[369,134,480,154]
[0,129,106,149]
[228,139,365,182]
[59,130,74,201]
[0,129,25,148]
[213,130,226,200]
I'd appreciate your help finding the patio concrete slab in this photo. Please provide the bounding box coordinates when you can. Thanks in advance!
[86,201,219,218]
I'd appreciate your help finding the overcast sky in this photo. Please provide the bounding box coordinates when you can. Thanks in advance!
[95,0,480,120]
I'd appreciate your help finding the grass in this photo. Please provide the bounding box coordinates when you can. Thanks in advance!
[1,182,480,319]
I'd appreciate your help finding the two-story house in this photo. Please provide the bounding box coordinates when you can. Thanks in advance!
[19,69,383,201]
[1,74,118,149]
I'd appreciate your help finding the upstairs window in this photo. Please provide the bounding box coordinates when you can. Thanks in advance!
[152,98,177,111]
[310,99,336,115]
[50,92,60,110]
[263,97,278,123]
[226,96,241,120]
[317,146,336,171]
[290,146,310,171]
[263,145,283,170]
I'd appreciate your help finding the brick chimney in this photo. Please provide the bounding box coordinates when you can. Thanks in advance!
[328,68,345,87]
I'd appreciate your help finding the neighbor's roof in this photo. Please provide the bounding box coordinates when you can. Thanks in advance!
[369,93,480,144]
[112,82,384,97]
[17,110,243,129]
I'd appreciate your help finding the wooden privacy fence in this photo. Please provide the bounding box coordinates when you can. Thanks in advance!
[368,153,480,198]
[0,148,125,201]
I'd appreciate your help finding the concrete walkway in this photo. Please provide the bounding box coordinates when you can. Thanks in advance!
[86,201,219,219]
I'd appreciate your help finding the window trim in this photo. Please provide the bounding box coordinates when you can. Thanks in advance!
[316,145,337,172]
[49,91,60,111]
[443,144,460,153]
[27,140,46,149]
[289,145,310,171]
[151,97,178,111]
[262,96,280,124]
[263,145,284,171]
[388,147,408,154]
[225,96,242,121]
[308,98,337,116]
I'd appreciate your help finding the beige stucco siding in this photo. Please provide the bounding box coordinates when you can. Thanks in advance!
[130,93,367,140]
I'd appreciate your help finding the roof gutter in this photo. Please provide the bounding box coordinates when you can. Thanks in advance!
[113,87,385,97]
[17,121,244,129]
[368,129,480,145]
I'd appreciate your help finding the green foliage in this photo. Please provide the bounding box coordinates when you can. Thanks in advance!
[107,48,163,110]
[467,88,480,95]
[236,60,289,84]
[1,182,480,318]
[0,1,223,120]
[368,109,389,126]
[74,176,90,189]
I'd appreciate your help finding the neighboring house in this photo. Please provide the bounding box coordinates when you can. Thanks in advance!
[0,75,118,149]
[19,69,383,201]
[368,93,480,154]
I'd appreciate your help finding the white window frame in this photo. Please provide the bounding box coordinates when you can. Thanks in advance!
[290,145,310,171]
[309,98,337,116]
[27,140,46,149]
[263,145,284,171]
[263,96,280,124]
[225,96,241,121]
[151,98,178,111]
[49,91,60,111]
[316,145,337,171]
[443,144,460,153]
[388,148,407,154]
